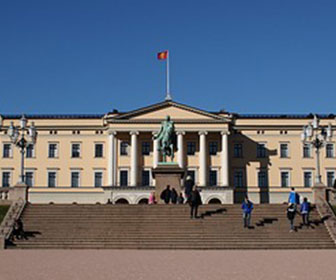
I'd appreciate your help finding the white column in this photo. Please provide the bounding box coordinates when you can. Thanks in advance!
[221,130,229,186]
[108,131,116,186]
[152,132,159,168]
[199,131,208,186]
[130,131,138,186]
[177,131,185,168]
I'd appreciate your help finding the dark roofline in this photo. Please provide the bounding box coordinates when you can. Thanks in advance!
[236,113,336,119]
[1,114,104,119]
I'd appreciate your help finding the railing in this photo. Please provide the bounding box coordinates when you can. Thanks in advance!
[314,186,336,245]
[0,188,10,201]
[0,198,26,249]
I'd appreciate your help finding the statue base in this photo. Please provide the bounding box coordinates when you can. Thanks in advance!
[152,164,185,204]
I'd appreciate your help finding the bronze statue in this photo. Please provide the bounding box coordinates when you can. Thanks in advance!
[153,115,176,162]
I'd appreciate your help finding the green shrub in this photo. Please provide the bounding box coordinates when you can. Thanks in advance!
[0,205,10,223]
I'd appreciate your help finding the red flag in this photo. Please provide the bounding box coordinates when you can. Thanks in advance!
[157,51,168,60]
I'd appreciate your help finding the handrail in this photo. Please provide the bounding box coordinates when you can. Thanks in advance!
[0,198,26,249]
[314,187,336,245]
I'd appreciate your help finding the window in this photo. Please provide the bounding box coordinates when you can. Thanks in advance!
[234,143,243,158]
[187,170,195,183]
[142,170,150,186]
[25,172,34,187]
[95,144,103,158]
[142,142,150,156]
[3,144,11,158]
[304,171,312,187]
[71,143,81,158]
[94,172,103,187]
[120,170,128,186]
[280,143,289,158]
[209,142,218,155]
[48,172,56,187]
[327,171,335,188]
[26,144,34,158]
[258,171,268,187]
[234,170,244,187]
[209,170,217,186]
[187,142,196,155]
[303,144,311,158]
[281,171,290,187]
[257,143,266,158]
[71,172,80,187]
[120,141,129,156]
[48,143,58,158]
[326,144,334,158]
[2,172,10,187]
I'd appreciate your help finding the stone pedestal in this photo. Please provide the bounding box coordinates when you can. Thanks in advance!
[152,164,185,204]
[312,183,327,205]
[9,183,29,202]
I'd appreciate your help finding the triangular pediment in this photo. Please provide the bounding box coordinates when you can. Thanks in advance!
[110,101,228,122]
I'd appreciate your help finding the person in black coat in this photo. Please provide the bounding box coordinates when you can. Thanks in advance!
[184,175,194,203]
[171,188,178,204]
[160,185,172,204]
[189,186,202,219]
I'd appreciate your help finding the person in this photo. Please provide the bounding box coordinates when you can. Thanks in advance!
[106,199,112,204]
[189,186,202,219]
[13,219,25,240]
[241,196,254,228]
[171,188,178,204]
[300,197,310,227]
[287,203,297,232]
[160,185,172,204]
[177,192,184,204]
[184,175,194,203]
[149,192,157,204]
[288,188,300,206]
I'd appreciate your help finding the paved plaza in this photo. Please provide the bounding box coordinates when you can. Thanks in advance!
[0,250,335,280]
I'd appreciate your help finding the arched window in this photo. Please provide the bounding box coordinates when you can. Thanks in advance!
[138,198,149,204]
[208,198,222,204]
[115,198,129,204]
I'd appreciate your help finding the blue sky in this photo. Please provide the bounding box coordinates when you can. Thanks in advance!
[0,0,336,114]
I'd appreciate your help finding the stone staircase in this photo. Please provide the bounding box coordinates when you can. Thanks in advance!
[9,204,336,249]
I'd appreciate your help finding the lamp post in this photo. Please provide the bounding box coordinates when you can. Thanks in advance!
[301,115,332,185]
[7,115,37,184]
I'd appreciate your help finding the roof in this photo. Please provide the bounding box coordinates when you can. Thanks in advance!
[1,114,104,119]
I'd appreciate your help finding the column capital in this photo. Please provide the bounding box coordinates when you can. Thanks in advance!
[130,131,139,136]
[198,131,208,136]
[108,129,117,136]
[221,130,230,136]
[176,130,186,135]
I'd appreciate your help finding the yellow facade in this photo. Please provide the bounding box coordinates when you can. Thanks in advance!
[0,100,335,203]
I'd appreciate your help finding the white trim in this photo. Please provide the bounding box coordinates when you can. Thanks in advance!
[2,170,12,187]
[118,167,130,186]
[2,142,13,158]
[142,167,153,186]
[47,170,58,187]
[48,142,59,158]
[280,170,291,187]
[70,170,81,187]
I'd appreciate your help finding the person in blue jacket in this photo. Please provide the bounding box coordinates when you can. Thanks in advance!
[300,197,310,227]
[288,188,300,205]
[241,196,254,228]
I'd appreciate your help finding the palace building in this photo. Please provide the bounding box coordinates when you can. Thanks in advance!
[0,100,335,204]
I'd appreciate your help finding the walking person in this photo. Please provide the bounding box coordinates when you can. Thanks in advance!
[149,191,157,204]
[177,192,184,204]
[171,188,178,204]
[288,187,300,206]
[184,175,194,203]
[189,186,202,219]
[241,196,254,228]
[287,203,297,232]
[300,197,310,227]
[160,185,172,204]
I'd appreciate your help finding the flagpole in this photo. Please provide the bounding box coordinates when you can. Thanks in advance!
[165,50,172,101]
